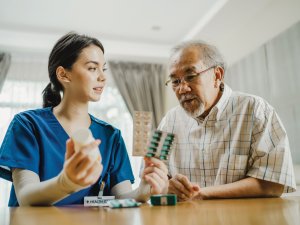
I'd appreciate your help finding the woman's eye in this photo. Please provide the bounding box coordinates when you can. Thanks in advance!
[103,67,108,72]
[89,67,97,71]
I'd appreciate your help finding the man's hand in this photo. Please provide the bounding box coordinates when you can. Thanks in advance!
[168,174,200,201]
[170,175,284,200]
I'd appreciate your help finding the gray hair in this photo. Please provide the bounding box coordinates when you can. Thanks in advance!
[170,40,226,72]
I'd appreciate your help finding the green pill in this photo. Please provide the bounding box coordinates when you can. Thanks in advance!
[159,155,168,160]
[150,141,159,147]
[162,145,170,151]
[148,147,156,152]
[146,153,155,157]
[163,140,172,145]
[152,137,160,142]
[153,132,162,138]
[161,150,169,155]
[165,135,174,141]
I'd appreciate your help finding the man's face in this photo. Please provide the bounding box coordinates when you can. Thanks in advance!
[168,47,217,118]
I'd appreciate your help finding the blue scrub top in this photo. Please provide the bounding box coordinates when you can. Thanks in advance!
[0,107,134,206]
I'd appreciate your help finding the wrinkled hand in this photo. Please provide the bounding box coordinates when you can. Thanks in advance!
[142,157,169,194]
[168,174,200,201]
[63,139,103,187]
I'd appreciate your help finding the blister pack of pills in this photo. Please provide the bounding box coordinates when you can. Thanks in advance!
[132,111,153,156]
[107,199,141,208]
[132,111,175,161]
[145,130,175,162]
[150,194,177,206]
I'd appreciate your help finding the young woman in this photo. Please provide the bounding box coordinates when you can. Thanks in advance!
[0,32,168,206]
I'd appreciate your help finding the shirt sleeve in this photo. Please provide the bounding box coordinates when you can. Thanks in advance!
[158,110,173,132]
[247,101,296,193]
[157,115,167,131]
[0,114,40,181]
[109,130,134,188]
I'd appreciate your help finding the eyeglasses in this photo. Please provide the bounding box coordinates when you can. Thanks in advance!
[165,66,216,88]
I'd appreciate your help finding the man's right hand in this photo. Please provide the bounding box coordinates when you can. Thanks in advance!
[168,174,200,201]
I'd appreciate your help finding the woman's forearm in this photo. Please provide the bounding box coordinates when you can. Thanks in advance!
[12,169,86,206]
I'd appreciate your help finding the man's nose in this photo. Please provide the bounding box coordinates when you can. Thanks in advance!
[177,81,191,94]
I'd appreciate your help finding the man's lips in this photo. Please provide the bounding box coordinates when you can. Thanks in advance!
[181,98,196,104]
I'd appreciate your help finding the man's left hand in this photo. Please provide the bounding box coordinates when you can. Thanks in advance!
[168,174,200,201]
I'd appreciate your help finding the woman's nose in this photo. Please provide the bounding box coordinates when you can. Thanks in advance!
[97,71,106,82]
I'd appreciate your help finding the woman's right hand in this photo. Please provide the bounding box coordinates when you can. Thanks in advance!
[63,139,103,187]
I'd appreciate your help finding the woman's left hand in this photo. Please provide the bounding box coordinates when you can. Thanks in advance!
[142,157,169,194]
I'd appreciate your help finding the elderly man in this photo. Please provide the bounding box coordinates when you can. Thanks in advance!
[160,41,296,201]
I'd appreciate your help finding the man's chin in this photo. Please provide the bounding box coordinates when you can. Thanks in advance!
[182,108,199,118]
[181,104,205,118]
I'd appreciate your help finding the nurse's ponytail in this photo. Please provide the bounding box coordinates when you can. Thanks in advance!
[42,82,61,108]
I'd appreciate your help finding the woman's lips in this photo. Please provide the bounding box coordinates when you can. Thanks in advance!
[93,87,103,93]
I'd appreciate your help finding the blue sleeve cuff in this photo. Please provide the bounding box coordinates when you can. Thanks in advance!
[0,166,12,181]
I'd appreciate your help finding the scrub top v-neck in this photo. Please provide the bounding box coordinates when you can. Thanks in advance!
[0,107,134,206]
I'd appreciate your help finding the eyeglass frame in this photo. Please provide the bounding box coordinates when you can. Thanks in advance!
[165,65,217,87]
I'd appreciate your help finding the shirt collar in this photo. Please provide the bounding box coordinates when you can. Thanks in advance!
[186,83,232,124]
[214,83,232,120]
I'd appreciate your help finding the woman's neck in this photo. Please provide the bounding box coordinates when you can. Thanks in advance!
[53,97,91,136]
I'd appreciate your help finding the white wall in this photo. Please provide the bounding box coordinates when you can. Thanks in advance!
[226,21,300,164]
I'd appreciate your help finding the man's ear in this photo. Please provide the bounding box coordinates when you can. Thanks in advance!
[214,66,224,82]
[56,66,71,84]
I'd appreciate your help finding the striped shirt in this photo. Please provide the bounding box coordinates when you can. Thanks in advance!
[159,84,296,193]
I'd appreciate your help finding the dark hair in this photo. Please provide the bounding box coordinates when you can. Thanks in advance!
[42,32,105,108]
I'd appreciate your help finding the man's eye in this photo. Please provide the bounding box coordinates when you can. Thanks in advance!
[185,75,197,82]
[103,67,108,72]
[171,79,180,85]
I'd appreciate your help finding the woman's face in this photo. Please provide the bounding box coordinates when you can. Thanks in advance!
[66,44,107,103]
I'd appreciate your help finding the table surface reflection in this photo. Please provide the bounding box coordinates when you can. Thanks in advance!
[1,196,299,225]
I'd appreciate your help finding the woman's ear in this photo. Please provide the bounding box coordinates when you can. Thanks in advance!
[56,66,71,85]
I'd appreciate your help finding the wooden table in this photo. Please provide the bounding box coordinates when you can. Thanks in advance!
[1,197,299,225]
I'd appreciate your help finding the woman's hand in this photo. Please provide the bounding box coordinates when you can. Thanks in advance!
[142,157,169,194]
[63,139,103,187]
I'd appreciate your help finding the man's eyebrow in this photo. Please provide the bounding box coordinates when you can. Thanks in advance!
[169,74,176,78]
[184,66,197,73]
[169,66,197,77]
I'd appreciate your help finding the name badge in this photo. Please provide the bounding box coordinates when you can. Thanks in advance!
[84,196,115,207]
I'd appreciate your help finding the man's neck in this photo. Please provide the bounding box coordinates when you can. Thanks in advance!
[199,90,223,120]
